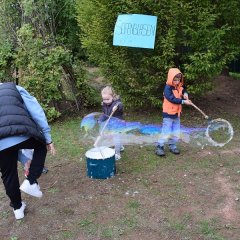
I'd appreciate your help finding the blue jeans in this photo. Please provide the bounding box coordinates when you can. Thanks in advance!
[113,134,121,155]
[157,117,180,147]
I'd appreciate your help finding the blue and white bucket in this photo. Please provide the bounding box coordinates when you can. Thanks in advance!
[85,146,116,179]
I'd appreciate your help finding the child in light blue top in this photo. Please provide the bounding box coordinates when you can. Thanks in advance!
[18,149,48,176]
[18,149,33,177]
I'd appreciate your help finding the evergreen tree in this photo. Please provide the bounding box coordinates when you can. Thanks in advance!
[76,0,240,107]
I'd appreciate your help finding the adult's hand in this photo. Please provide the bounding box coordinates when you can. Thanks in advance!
[47,143,56,156]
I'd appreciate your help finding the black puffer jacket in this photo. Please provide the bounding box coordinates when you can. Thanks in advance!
[0,82,45,142]
[99,99,124,122]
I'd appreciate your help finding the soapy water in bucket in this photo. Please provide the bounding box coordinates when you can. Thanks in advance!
[80,113,234,148]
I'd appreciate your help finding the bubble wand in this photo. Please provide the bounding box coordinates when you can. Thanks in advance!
[94,105,118,148]
[190,102,233,147]
[190,102,210,120]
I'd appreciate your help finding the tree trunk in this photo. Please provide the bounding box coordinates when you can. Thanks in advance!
[61,65,81,111]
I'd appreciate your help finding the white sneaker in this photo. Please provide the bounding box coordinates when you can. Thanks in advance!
[13,202,26,220]
[120,146,125,152]
[20,179,43,198]
[115,154,121,161]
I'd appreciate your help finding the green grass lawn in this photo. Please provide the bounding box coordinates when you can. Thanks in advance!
[0,110,240,240]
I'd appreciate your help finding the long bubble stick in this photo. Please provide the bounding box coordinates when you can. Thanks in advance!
[94,107,117,148]
[191,102,209,120]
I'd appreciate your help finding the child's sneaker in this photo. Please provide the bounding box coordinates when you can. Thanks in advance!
[115,154,121,161]
[20,179,43,198]
[155,145,165,157]
[42,167,48,174]
[13,201,26,220]
[169,145,180,154]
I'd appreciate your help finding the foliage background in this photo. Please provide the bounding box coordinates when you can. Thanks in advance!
[0,0,97,121]
[0,0,240,119]
[76,0,240,107]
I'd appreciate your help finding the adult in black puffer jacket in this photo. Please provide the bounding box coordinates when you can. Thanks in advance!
[0,82,56,220]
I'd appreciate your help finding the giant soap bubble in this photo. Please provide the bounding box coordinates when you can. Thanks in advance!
[80,112,233,148]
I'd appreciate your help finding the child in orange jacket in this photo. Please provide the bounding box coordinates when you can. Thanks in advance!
[156,68,192,157]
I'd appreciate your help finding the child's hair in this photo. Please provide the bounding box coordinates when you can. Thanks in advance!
[174,73,183,80]
[101,85,119,100]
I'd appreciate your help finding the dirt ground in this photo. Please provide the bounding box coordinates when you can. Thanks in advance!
[195,75,240,117]
[0,75,240,240]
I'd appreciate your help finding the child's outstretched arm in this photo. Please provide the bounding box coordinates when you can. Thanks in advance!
[116,102,123,112]
[164,86,182,104]
[182,99,192,105]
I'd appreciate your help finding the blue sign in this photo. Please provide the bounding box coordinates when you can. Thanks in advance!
[113,14,157,49]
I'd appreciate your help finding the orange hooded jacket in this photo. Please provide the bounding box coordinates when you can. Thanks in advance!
[162,68,185,117]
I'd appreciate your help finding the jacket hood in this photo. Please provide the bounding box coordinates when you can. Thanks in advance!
[166,68,183,86]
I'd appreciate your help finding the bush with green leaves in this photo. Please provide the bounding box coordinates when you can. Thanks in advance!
[76,0,240,107]
[0,0,96,121]
[0,40,13,81]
